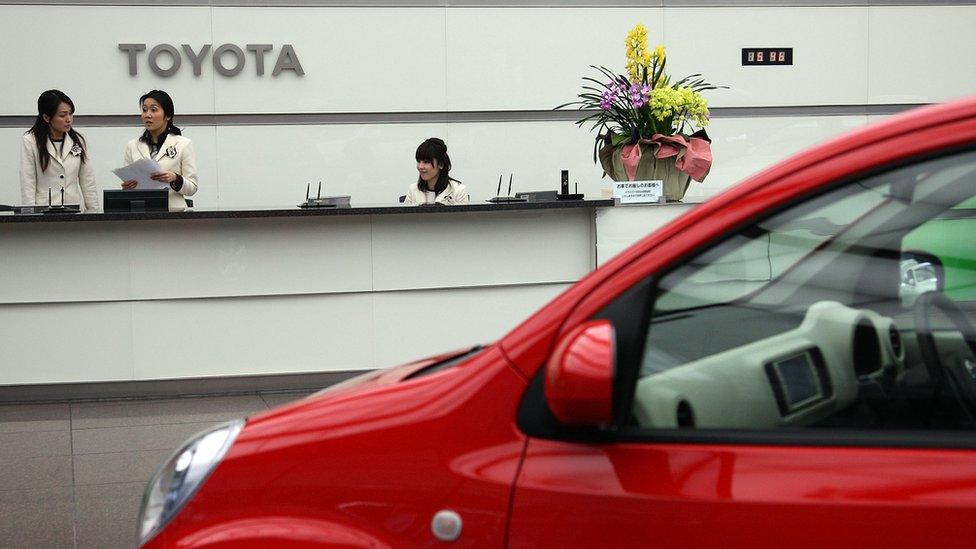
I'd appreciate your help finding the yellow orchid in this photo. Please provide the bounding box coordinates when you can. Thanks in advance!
[625,24,651,84]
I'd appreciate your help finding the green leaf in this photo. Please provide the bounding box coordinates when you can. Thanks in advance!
[609,132,629,146]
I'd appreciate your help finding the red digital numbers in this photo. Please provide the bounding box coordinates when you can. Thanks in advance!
[742,48,792,66]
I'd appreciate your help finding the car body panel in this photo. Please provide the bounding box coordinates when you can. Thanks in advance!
[145,346,528,547]
[509,440,976,547]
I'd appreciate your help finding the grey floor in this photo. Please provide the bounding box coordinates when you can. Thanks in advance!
[0,390,316,549]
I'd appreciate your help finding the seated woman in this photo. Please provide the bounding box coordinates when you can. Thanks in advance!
[404,137,468,205]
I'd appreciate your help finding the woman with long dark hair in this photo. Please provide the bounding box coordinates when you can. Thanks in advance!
[121,90,198,210]
[404,137,468,205]
[20,90,99,210]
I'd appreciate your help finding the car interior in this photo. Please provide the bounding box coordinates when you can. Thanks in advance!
[631,149,976,432]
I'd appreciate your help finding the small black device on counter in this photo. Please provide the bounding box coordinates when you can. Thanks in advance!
[557,171,583,200]
[35,186,81,214]
[41,204,80,214]
[104,189,169,213]
[487,174,527,203]
[515,190,558,202]
[300,182,351,208]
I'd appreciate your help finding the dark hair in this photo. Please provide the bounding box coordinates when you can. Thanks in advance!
[415,137,459,194]
[138,89,182,143]
[27,89,86,172]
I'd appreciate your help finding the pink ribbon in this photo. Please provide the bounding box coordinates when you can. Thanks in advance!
[619,134,713,182]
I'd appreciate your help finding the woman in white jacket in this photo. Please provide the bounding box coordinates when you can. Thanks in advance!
[20,90,99,211]
[121,90,198,210]
[404,137,468,205]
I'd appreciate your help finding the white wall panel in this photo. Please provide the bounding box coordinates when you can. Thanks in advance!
[0,222,134,304]
[663,7,868,108]
[210,7,447,113]
[596,202,699,265]
[372,283,569,367]
[0,302,133,384]
[370,209,593,291]
[0,216,373,304]
[868,6,976,104]
[125,216,373,299]
[1,128,26,205]
[445,8,663,111]
[0,6,216,116]
[130,293,374,380]
[0,283,571,385]
[213,123,447,208]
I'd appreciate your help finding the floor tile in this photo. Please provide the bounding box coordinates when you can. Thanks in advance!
[72,421,222,455]
[0,403,70,434]
[75,482,144,549]
[0,430,71,459]
[71,394,266,429]
[260,391,316,409]
[74,449,171,486]
[0,454,72,491]
[0,486,74,548]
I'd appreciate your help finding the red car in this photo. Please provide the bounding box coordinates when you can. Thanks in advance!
[139,96,976,548]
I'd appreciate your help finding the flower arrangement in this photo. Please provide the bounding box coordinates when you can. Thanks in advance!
[559,23,725,199]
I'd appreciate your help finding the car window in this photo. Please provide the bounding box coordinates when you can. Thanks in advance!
[629,150,976,433]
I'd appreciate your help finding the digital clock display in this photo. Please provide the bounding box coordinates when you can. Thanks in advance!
[742,48,793,66]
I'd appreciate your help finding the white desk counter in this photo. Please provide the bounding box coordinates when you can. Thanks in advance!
[1,200,622,395]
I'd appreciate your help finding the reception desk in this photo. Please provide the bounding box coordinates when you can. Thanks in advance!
[1,199,623,398]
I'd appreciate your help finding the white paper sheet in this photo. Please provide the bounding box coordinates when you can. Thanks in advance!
[112,158,168,190]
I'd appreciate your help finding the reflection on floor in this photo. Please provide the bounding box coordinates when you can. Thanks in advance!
[0,390,316,549]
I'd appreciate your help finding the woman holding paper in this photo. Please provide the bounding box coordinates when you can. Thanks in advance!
[20,90,99,211]
[121,90,198,210]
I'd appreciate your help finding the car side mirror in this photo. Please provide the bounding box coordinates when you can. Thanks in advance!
[900,254,943,308]
[544,319,615,427]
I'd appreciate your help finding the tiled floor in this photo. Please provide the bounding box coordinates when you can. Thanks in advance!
[0,391,315,549]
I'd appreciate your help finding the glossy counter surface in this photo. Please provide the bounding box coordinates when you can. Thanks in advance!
[0,198,615,223]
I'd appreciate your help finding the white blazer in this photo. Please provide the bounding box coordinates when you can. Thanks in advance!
[20,133,99,211]
[123,133,198,210]
[404,180,469,205]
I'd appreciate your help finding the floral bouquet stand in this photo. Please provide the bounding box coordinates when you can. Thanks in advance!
[559,24,724,202]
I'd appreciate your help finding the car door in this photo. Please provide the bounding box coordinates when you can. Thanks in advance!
[509,148,976,547]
